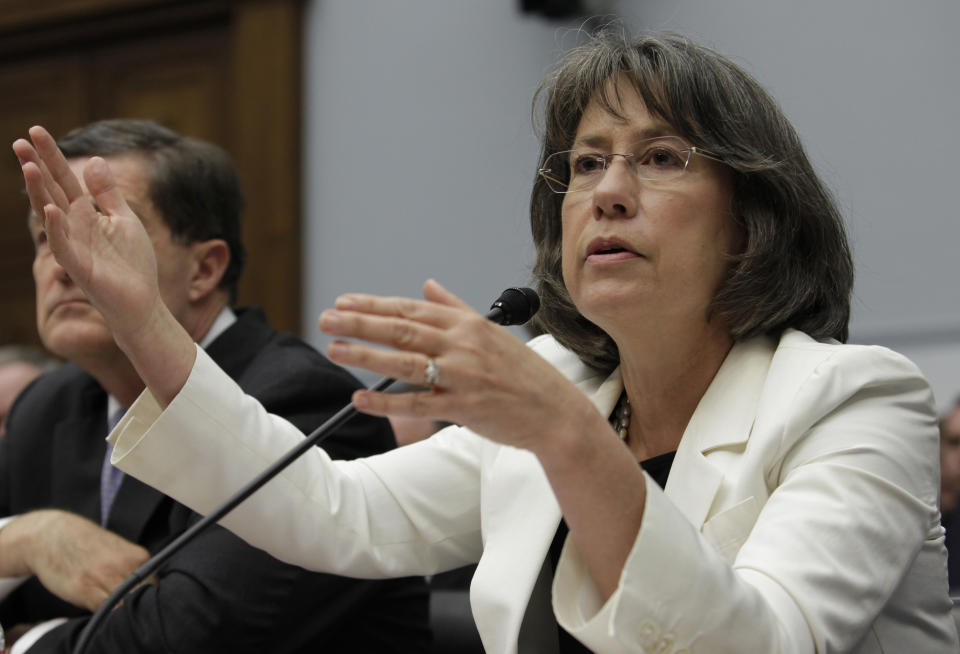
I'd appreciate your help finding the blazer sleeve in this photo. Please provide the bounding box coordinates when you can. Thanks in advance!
[554,344,949,653]
[110,346,485,579]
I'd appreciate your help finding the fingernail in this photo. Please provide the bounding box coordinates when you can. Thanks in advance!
[336,295,357,310]
[352,391,369,409]
[320,310,340,331]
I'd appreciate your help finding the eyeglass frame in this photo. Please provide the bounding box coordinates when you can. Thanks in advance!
[537,136,726,194]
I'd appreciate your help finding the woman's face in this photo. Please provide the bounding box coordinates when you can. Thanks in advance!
[560,79,740,340]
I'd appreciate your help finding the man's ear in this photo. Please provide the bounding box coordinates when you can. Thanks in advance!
[188,239,230,302]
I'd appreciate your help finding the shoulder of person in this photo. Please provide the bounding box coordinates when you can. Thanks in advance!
[759,329,936,444]
[8,362,96,420]
[771,328,929,390]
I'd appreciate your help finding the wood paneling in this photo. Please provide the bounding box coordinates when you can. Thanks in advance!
[0,0,303,349]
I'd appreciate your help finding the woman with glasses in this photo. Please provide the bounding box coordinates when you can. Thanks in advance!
[15,31,957,653]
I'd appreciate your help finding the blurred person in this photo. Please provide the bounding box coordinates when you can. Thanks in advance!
[0,120,428,653]
[0,346,56,438]
[941,399,960,592]
[16,32,958,653]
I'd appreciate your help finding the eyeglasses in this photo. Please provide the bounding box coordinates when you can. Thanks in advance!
[538,136,725,194]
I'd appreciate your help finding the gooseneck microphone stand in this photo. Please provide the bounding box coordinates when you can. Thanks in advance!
[71,287,539,654]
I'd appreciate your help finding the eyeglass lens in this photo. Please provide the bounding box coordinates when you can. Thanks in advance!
[540,136,696,193]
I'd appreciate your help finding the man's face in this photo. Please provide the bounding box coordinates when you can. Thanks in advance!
[940,405,960,513]
[29,155,197,362]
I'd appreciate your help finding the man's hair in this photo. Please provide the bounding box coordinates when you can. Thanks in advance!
[57,119,246,302]
[528,31,853,372]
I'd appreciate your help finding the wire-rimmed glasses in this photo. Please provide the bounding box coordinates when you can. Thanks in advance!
[538,136,725,194]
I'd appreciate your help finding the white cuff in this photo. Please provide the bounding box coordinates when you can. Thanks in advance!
[9,618,68,653]
[0,516,29,602]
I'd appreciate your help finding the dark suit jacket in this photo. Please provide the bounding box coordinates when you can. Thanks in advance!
[0,307,430,653]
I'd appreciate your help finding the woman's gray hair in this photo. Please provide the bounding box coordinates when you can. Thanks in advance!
[529,31,853,373]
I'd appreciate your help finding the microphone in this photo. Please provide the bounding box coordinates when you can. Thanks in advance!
[72,287,539,654]
[487,286,540,326]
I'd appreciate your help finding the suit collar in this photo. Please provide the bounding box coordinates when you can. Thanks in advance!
[679,334,776,453]
[666,334,776,526]
[204,306,273,379]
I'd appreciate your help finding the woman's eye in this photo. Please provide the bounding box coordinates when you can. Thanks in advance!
[572,155,605,175]
[640,147,684,169]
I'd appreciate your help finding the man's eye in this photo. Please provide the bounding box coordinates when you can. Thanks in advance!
[34,230,48,248]
[572,154,605,175]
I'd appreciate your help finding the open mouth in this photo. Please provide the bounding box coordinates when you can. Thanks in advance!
[594,245,629,255]
[586,238,640,262]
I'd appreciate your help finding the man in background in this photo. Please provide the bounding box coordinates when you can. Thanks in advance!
[0,119,428,653]
[0,346,56,438]
[941,398,960,593]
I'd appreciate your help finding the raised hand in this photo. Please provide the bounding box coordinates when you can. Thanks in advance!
[12,126,162,343]
[12,126,196,406]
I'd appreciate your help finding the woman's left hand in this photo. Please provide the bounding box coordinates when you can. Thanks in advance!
[319,279,604,456]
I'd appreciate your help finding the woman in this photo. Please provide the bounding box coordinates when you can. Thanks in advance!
[15,32,957,653]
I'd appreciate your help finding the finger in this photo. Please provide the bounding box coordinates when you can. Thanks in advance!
[82,584,111,612]
[19,160,57,219]
[351,387,450,419]
[44,201,81,256]
[83,157,133,217]
[333,292,467,330]
[28,125,85,204]
[422,278,473,311]
[15,138,73,212]
[15,141,72,213]
[327,339,441,386]
[320,309,445,354]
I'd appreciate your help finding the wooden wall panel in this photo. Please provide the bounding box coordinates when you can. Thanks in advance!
[89,29,230,144]
[0,57,90,345]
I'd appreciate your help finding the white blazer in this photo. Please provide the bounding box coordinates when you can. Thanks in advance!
[111,329,958,653]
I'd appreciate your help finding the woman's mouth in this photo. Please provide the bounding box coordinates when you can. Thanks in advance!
[586,238,641,264]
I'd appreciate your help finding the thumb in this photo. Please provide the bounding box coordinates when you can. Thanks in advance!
[82,157,133,218]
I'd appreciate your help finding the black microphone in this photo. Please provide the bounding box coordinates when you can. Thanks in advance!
[72,287,539,654]
[487,286,540,326]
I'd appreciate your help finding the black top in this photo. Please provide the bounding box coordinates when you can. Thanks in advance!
[548,449,677,653]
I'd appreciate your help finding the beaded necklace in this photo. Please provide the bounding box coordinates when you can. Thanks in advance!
[612,392,631,442]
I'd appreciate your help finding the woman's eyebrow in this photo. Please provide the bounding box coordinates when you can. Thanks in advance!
[571,126,680,149]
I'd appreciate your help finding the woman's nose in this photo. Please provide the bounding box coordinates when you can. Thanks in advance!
[591,157,639,220]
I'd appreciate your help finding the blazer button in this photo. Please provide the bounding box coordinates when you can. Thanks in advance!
[636,618,659,648]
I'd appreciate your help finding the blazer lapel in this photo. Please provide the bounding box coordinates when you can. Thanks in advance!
[665,335,776,527]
